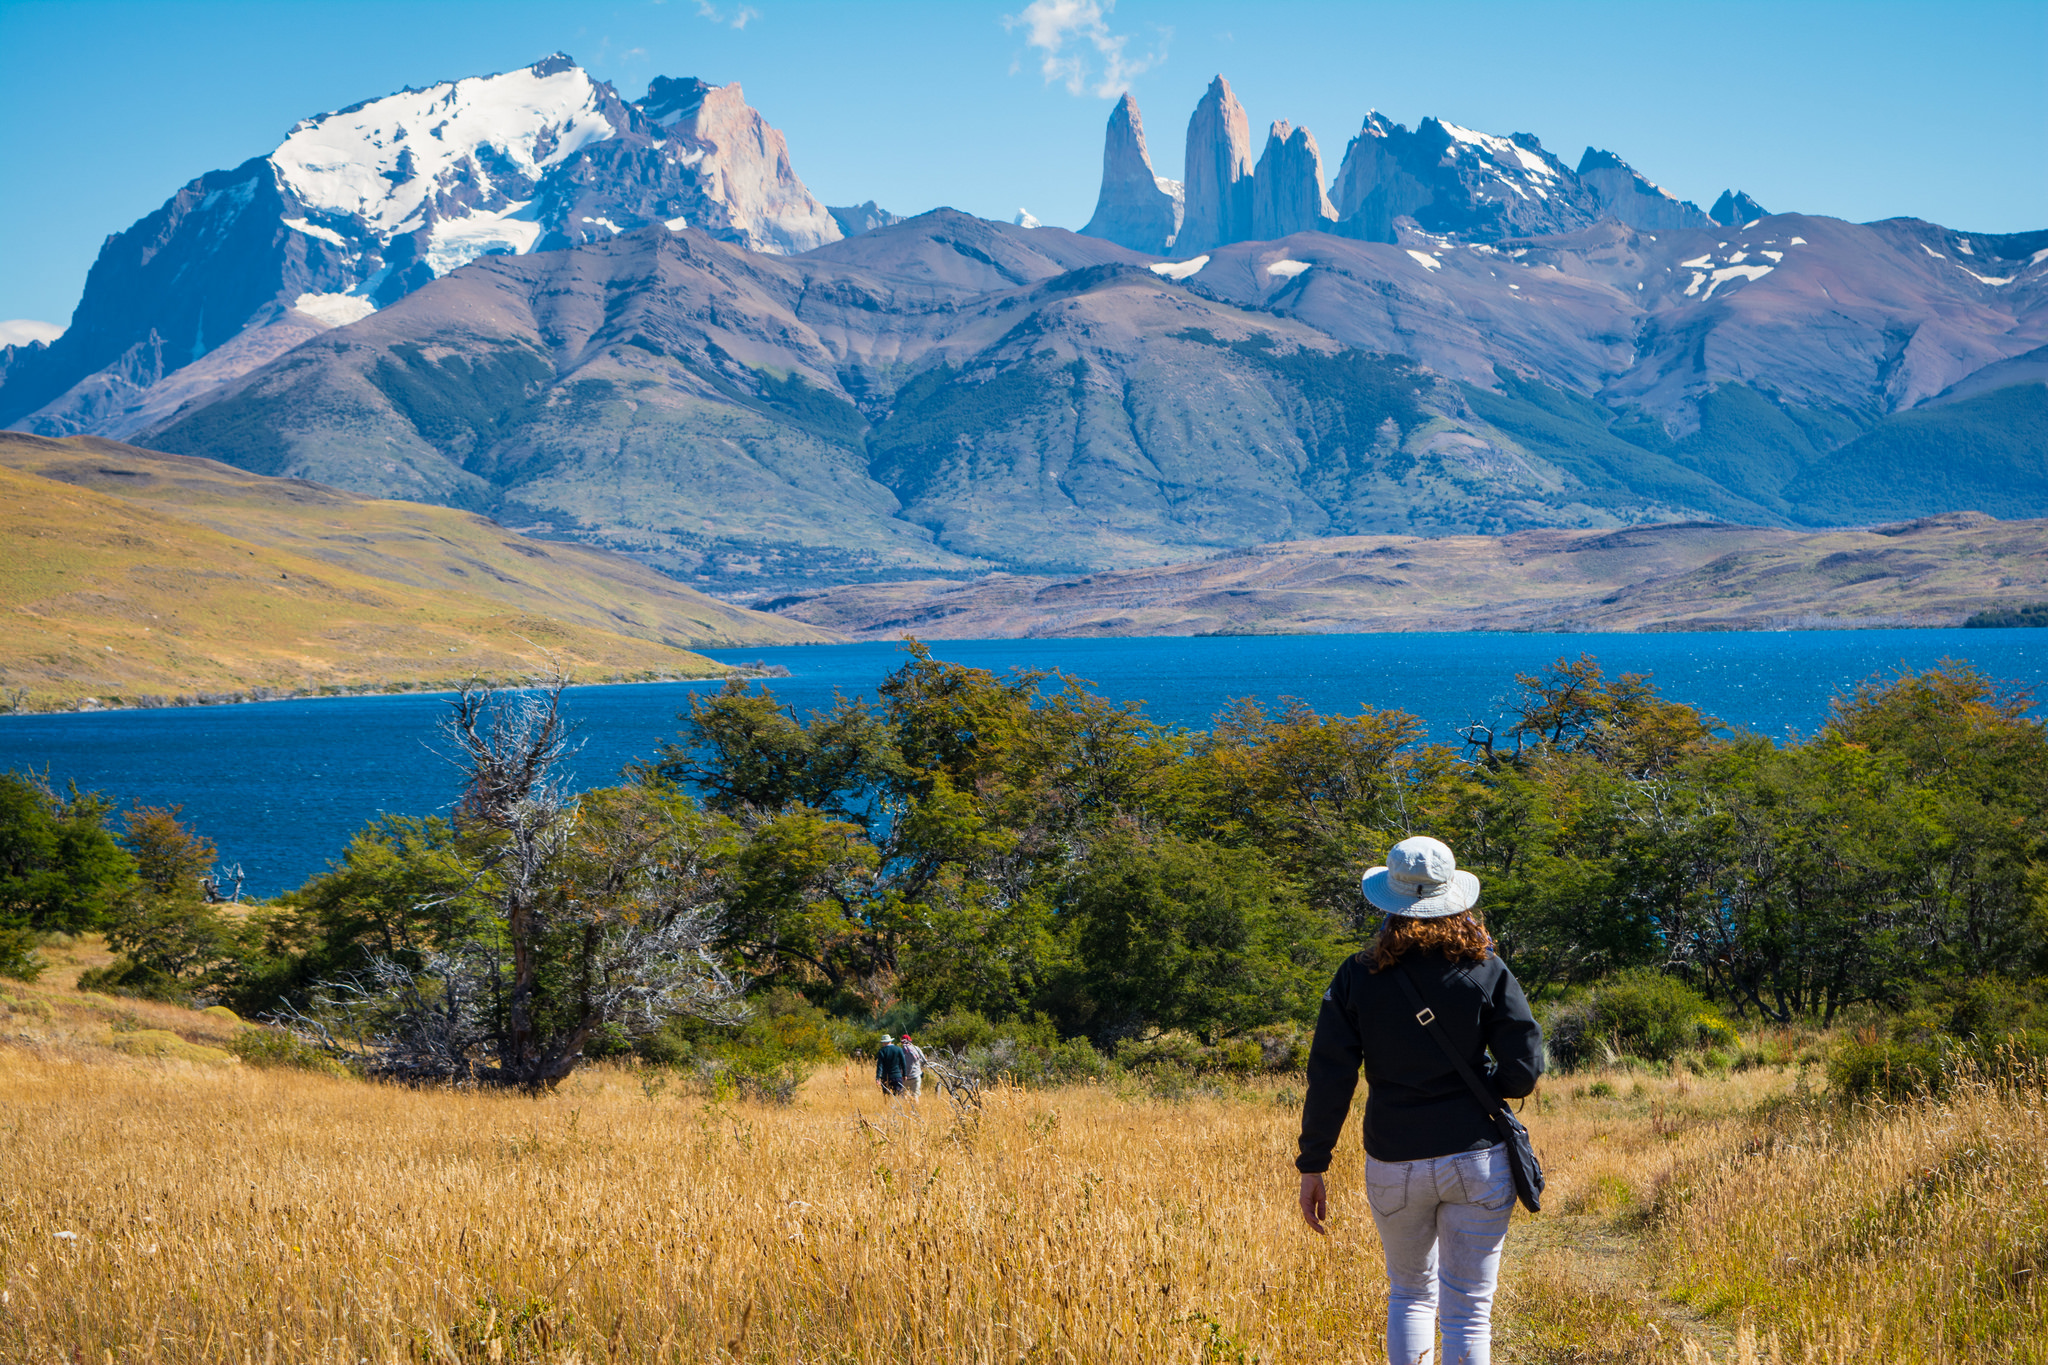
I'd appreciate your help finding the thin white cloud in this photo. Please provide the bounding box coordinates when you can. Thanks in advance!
[1004,0,1165,98]
[0,320,62,347]
[693,0,759,29]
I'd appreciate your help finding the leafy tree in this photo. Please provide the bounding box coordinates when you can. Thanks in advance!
[0,771,134,932]
[1049,831,1342,1043]
[120,805,217,898]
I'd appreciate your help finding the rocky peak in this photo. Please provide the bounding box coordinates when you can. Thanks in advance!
[1177,76,1254,254]
[643,80,842,255]
[828,202,903,238]
[1079,92,1184,255]
[1710,190,1770,226]
[1252,120,1337,240]
[1576,147,1713,231]
[0,53,844,438]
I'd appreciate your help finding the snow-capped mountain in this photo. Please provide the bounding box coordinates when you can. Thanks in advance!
[0,54,840,438]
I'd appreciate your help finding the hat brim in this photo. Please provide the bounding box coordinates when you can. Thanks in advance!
[1361,866,1481,918]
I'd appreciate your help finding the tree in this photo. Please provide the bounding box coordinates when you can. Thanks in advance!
[0,771,134,932]
[1049,831,1343,1043]
[121,806,218,898]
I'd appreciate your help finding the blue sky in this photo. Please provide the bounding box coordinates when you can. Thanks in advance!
[2,0,2043,333]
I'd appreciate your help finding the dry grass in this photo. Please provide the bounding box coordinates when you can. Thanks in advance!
[0,983,2038,1363]
[1655,1067,2048,1363]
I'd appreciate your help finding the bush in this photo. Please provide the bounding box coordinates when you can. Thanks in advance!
[1829,1037,1948,1101]
[76,959,193,1006]
[1543,971,1737,1069]
[0,923,45,981]
[229,1026,354,1077]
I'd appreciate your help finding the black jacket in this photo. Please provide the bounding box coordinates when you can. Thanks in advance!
[875,1043,907,1083]
[1296,947,1544,1169]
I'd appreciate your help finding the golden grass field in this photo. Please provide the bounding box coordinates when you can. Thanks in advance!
[0,432,831,711]
[1,944,2041,1364]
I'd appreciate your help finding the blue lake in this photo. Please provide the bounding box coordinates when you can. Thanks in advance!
[3,630,2042,897]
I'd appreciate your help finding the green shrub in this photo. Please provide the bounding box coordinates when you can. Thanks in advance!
[228,1027,354,1077]
[1829,1037,1947,1101]
[0,923,45,981]
[1544,971,1737,1070]
[76,960,192,1006]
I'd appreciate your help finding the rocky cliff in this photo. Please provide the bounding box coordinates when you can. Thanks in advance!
[1252,122,1338,241]
[1175,77,1256,254]
[1078,93,1184,255]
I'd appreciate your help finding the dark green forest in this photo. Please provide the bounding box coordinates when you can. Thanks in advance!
[6,646,2045,1091]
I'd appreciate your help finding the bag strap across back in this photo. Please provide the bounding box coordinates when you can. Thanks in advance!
[1392,959,1506,1121]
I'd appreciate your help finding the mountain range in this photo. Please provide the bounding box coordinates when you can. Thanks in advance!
[5,55,2044,599]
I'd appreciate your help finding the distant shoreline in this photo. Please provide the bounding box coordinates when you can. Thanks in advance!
[0,665,791,719]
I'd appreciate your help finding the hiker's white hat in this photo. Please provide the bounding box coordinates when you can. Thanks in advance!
[1361,836,1481,918]
[878,1034,893,1043]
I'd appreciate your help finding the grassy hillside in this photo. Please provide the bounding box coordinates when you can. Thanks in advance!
[0,433,833,711]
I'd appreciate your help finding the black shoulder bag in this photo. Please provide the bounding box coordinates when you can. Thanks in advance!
[1393,960,1545,1213]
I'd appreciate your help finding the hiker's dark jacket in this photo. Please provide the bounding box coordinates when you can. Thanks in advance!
[875,1043,907,1084]
[1297,947,1544,1170]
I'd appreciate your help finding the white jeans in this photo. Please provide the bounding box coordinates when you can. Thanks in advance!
[1365,1142,1514,1365]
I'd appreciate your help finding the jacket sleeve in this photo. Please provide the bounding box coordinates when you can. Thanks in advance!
[1482,964,1545,1099]
[1296,963,1364,1174]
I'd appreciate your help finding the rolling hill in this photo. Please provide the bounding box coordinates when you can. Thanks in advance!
[0,432,830,711]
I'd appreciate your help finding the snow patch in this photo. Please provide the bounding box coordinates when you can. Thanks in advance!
[1957,239,1974,256]
[1265,259,1312,278]
[1920,243,1945,259]
[292,292,377,327]
[284,217,351,247]
[272,62,616,243]
[425,201,543,276]
[1760,251,1784,262]
[665,216,690,231]
[1684,272,1707,297]
[1700,264,1774,300]
[1149,255,1209,280]
[1013,208,1041,229]
[1789,236,1807,245]
[1959,267,2015,287]
[1679,253,1713,269]
[580,215,624,234]
[1404,250,1442,272]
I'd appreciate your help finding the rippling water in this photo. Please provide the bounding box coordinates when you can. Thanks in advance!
[4,629,2041,896]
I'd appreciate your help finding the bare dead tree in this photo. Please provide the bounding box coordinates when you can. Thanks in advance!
[282,674,748,1089]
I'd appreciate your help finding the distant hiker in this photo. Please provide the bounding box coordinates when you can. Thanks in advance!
[1295,836,1545,1365]
[875,1033,908,1095]
[899,1032,926,1098]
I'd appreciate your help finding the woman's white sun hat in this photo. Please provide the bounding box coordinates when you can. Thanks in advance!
[1361,836,1481,918]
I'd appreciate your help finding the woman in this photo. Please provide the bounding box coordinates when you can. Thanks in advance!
[1296,836,1544,1365]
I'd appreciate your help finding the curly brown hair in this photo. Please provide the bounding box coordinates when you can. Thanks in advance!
[1371,911,1494,971]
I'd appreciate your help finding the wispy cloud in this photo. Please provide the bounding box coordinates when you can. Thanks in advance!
[693,0,759,29]
[1004,0,1165,98]
[0,319,62,347]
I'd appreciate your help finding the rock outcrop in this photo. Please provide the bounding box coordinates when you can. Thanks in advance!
[1176,77,1255,254]
[1252,121,1338,240]
[1576,149,1713,231]
[1710,190,1770,226]
[1079,93,1184,254]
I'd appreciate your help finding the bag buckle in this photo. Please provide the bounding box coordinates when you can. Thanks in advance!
[1414,1007,1435,1026]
